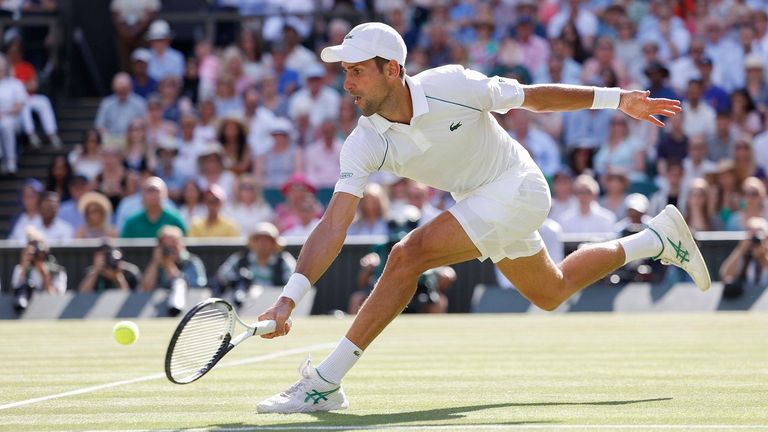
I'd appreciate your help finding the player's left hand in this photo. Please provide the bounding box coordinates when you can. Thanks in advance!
[618,90,682,127]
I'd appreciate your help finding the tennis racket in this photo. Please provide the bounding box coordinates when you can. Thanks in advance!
[165,297,289,384]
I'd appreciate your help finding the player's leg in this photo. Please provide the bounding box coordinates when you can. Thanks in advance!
[258,211,479,413]
[345,211,479,348]
[498,205,711,311]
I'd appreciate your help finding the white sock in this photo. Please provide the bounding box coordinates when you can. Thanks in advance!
[618,229,663,265]
[315,337,363,385]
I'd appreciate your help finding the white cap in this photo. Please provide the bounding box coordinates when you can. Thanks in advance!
[321,22,407,66]
[131,48,151,63]
[625,193,649,214]
[146,20,172,41]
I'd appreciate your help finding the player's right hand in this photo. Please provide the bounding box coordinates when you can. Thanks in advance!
[258,296,295,339]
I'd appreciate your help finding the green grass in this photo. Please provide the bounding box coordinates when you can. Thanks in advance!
[1,313,767,431]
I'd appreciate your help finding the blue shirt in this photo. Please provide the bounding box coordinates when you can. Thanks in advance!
[148,48,185,81]
[132,77,157,99]
[277,68,301,96]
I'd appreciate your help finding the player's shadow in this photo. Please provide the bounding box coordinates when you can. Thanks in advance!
[201,397,671,431]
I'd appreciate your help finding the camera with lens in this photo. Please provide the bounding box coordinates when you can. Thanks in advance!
[162,245,174,258]
[29,240,48,262]
[100,245,123,270]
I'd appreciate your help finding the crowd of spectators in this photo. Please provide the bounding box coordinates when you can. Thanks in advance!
[5,0,768,298]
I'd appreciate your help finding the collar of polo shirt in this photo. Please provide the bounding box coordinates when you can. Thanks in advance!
[368,75,429,134]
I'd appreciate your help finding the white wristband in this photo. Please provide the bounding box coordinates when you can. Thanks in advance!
[281,273,311,304]
[591,87,621,109]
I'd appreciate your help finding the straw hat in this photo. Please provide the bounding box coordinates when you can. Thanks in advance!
[249,222,286,247]
[77,191,113,216]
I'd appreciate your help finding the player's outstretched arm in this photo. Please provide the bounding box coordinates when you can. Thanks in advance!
[258,191,360,338]
[520,84,681,127]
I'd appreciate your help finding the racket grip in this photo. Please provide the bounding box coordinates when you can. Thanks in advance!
[253,318,293,336]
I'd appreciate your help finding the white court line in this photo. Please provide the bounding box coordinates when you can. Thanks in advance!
[0,342,336,411]
[81,425,768,431]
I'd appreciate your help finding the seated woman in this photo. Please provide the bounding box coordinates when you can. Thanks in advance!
[75,191,118,239]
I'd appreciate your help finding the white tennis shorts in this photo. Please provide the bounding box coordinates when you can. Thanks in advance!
[449,168,551,263]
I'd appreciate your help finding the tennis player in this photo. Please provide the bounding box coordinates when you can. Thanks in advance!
[256,22,710,413]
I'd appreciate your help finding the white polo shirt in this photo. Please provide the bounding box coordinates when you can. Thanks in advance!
[334,65,539,199]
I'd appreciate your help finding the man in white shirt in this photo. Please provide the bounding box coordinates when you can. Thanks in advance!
[288,63,341,129]
[31,192,74,242]
[304,119,343,189]
[0,53,27,174]
[560,175,617,235]
[255,22,710,414]
[145,20,184,81]
[682,79,716,139]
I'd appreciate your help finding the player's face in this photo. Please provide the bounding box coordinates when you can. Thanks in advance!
[342,59,390,117]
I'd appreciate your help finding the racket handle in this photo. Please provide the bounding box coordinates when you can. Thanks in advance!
[252,318,293,336]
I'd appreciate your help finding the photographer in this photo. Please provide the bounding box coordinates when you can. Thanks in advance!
[216,223,296,307]
[10,230,67,312]
[78,241,141,292]
[141,225,207,316]
[719,217,768,298]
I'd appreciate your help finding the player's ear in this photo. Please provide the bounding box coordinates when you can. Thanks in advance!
[387,60,399,79]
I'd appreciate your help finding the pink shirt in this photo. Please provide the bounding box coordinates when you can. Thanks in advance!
[304,138,343,189]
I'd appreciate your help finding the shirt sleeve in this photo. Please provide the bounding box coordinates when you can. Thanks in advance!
[333,124,382,198]
[463,68,525,114]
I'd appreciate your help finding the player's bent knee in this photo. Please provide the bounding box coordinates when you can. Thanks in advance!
[387,239,429,276]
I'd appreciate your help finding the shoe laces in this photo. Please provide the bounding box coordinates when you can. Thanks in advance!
[279,355,314,398]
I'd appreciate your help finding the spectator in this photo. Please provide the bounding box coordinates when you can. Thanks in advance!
[685,178,721,232]
[720,216,768,298]
[123,118,151,173]
[69,128,104,181]
[682,135,717,189]
[594,115,645,182]
[216,222,296,307]
[708,159,743,227]
[729,89,763,137]
[466,15,498,76]
[288,63,340,129]
[265,42,300,97]
[45,154,72,201]
[733,138,766,186]
[0,53,26,174]
[20,75,61,149]
[509,15,549,76]
[93,148,128,211]
[129,48,156,99]
[194,40,219,101]
[110,0,158,71]
[638,0,690,62]
[549,168,577,225]
[78,241,141,292]
[182,53,200,104]
[708,109,736,162]
[218,116,252,176]
[178,179,206,228]
[146,20,184,81]
[304,119,343,189]
[145,95,176,147]
[754,117,768,172]
[650,160,685,217]
[580,36,628,88]
[505,110,560,177]
[633,40,661,89]
[613,17,641,82]
[58,174,90,229]
[174,112,205,179]
[534,41,581,85]
[221,46,255,95]
[258,72,290,117]
[562,108,612,150]
[213,73,244,117]
[348,183,389,236]
[282,195,321,237]
[157,76,182,123]
[682,79,716,139]
[421,23,453,69]
[697,56,730,113]
[744,54,768,116]
[702,17,744,92]
[560,174,617,234]
[567,142,596,176]
[656,113,688,176]
[246,87,279,156]
[94,72,147,139]
[282,22,317,79]
[30,191,74,242]
[75,191,118,239]
[726,177,768,231]
[141,225,206,316]
[407,181,441,226]
[614,193,651,234]
[255,118,302,189]
[197,143,236,200]
[645,61,677,100]
[153,135,185,201]
[223,174,274,235]
[8,178,43,241]
[558,20,590,64]
[598,169,630,220]
[337,95,358,138]
[237,26,266,81]
[670,38,709,95]
[188,184,239,238]
[121,176,185,238]
[11,231,67,312]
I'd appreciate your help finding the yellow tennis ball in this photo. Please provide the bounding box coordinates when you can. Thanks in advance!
[113,321,139,345]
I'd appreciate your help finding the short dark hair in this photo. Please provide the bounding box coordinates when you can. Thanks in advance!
[373,56,404,79]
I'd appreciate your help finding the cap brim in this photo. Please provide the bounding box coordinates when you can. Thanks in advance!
[321,44,375,64]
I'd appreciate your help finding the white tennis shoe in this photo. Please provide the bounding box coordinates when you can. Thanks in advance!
[647,205,711,291]
[257,356,349,414]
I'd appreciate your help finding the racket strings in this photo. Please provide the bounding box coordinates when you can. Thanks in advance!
[168,304,232,381]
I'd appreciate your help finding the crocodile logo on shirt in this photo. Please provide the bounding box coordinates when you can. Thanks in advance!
[449,122,462,131]
[344,34,354,40]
